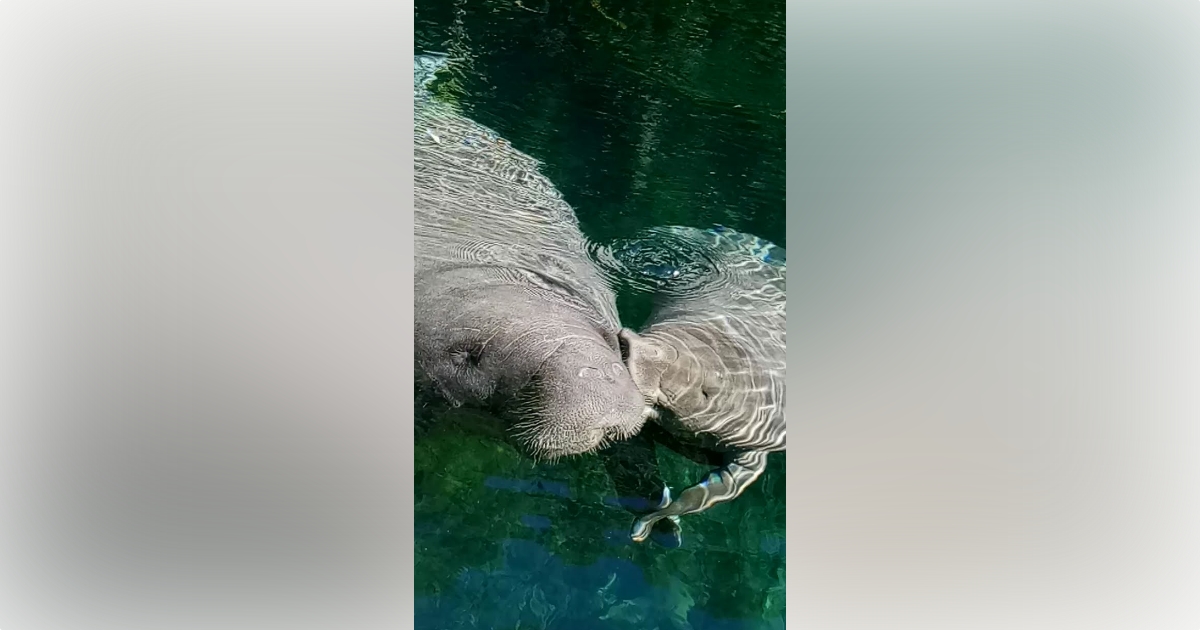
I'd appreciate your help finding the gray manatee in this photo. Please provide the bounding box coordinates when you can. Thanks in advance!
[414,53,648,460]
[613,225,786,541]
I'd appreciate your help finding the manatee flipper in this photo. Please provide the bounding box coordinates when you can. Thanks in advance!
[630,449,769,543]
[648,487,684,549]
[600,431,684,548]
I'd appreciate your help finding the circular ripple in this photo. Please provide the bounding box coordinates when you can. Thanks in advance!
[594,225,755,298]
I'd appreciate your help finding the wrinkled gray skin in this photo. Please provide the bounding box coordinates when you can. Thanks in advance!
[414,54,647,460]
[617,226,786,542]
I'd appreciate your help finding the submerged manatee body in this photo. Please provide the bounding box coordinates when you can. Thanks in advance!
[414,53,647,459]
[610,225,786,541]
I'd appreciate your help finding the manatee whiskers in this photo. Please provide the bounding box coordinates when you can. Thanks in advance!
[507,422,561,462]
[506,406,642,461]
[508,422,603,463]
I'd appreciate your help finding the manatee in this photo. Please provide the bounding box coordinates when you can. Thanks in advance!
[611,225,786,541]
[413,53,648,460]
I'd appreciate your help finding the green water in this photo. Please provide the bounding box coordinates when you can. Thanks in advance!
[415,0,785,628]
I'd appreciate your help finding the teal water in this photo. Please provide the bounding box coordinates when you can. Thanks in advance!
[415,0,785,628]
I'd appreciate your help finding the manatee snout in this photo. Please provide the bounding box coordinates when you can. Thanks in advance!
[618,327,679,403]
[510,337,649,460]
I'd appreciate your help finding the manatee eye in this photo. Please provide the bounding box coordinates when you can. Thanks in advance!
[611,362,625,377]
[577,366,602,379]
[450,347,482,368]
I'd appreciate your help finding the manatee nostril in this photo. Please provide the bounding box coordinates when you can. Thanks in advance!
[577,366,602,379]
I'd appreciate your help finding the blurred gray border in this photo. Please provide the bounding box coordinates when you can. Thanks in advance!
[0,3,416,629]
[400,1,417,624]
[788,1,1200,629]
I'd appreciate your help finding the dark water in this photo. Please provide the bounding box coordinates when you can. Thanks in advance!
[415,0,785,627]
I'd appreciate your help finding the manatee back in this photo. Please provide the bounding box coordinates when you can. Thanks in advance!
[412,54,621,331]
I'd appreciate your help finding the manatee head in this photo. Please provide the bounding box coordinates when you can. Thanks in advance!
[416,277,648,460]
[507,335,651,460]
[618,327,674,405]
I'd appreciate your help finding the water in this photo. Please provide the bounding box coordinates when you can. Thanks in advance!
[415,0,785,627]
